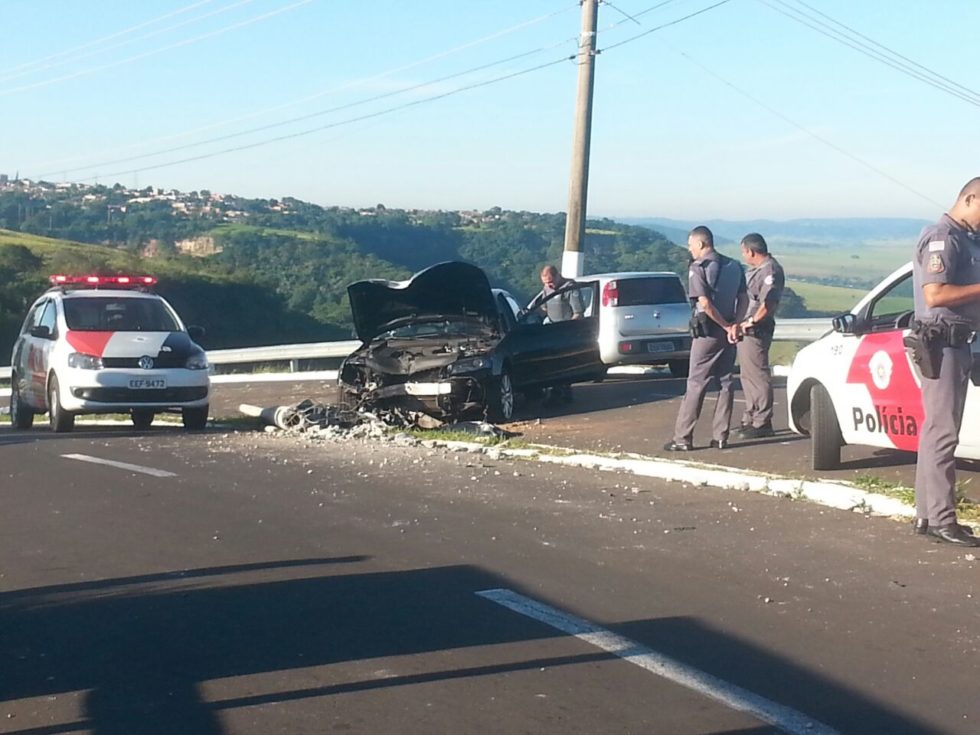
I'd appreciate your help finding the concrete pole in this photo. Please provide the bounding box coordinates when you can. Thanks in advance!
[561,0,599,279]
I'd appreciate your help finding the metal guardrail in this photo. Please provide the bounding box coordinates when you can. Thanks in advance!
[0,320,831,382]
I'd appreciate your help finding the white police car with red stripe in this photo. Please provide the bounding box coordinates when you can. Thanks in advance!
[9,275,210,432]
[787,262,980,469]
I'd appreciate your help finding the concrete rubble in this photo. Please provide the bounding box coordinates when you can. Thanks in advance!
[238,399,517,443]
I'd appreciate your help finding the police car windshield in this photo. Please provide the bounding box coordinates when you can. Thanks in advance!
[63,297,180,332]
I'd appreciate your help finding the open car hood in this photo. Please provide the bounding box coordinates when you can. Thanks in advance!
[348,261,497,342]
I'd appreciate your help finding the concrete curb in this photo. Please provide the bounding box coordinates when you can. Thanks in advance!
[420,438,921,524]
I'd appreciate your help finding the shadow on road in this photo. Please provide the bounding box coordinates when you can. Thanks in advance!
[0,561,938,734]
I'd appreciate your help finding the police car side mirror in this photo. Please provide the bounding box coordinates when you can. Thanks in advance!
[29,325,52,339]
[832,313,857,335]
[187,325,205,342]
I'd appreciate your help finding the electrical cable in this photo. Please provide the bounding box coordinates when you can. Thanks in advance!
[78,55,575,183]
[654,38,945,209]
[0,0,217,80]
[758,0,980,108]
[0,0,313,97]
[31,3,580,174]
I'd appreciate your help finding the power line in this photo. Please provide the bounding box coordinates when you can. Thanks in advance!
[757,0,980,108]
[599,0,735,53]
[0,0,313,96]
[81,56,575,183]
[788,0,978,102]
[649,38,945,209]
[0,0,217,80]
[31,3,580,174]
[38,46,567,179]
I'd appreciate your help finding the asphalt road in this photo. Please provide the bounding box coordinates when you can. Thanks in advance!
[209,373,980,492]
[2,419,978,734]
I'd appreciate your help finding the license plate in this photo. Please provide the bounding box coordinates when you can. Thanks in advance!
[647,341,675,354]
[129,378,166,389]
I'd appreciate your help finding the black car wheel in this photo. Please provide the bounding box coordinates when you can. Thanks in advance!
[48,375,75,433]
[811,382,842,470]
[132,409,155,430]
[486,368,514,423]
[10,378,34,430]
[182,405,209,430]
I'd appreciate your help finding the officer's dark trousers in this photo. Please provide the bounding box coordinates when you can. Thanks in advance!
[737,332,774,428]
[672,332,736,444]
[914,343,970,526]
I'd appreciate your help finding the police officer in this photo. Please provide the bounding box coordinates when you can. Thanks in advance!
[524,265,584,404]
[734,233,784,439]
[911,178,980,547]
[665,226,747,451]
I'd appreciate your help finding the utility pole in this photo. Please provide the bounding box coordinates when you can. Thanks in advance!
[561,0,599,278]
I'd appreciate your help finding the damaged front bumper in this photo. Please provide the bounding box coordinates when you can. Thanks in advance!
[339,367,492,419]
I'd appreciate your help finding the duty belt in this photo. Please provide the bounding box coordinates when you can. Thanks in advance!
[912,319,976,347]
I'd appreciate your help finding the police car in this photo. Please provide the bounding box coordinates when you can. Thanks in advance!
[786,262,980,469]
[9,275,211,432]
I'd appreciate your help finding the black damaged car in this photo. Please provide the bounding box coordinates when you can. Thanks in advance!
[338,261,604,422]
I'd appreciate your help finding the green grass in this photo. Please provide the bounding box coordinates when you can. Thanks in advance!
[853,474,980,524]
[786,279,865,315]
[212,223,321,241]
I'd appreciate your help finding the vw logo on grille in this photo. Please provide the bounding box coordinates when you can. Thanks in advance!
[138,356,155,370]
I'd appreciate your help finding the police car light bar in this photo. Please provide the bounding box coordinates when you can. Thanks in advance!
[49,275,157,287]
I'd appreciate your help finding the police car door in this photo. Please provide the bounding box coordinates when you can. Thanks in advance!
[16,299,57,407]
[837,270,923,453]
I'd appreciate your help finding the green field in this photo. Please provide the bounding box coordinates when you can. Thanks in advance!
[786,279,865,315]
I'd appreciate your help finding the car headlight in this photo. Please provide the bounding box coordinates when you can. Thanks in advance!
[68,352,104,370]
[448,356,492,375]
[185,351,209,370]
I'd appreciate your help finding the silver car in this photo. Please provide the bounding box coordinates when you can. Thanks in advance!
[583,271,692,377]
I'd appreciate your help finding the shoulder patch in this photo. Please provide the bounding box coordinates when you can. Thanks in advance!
[763,274,774,285]
[928,252,945,273]
[928,240,946,252]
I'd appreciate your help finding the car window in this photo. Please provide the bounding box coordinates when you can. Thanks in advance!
[37,301,57,334]
[614,277,687,306]
[539,283,594,323]
[865,272,915,331]
[21,301,46,334]
[63,297,181,332]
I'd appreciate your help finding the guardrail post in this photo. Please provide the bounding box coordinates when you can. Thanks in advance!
[290,359,300,373]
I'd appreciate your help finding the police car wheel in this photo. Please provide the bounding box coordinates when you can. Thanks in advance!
[810,382,842,470]
[182,405,209,430]
[47,376,75,433]
[10,380,35,430]
[131,410,155,430]
[486,368,514,423]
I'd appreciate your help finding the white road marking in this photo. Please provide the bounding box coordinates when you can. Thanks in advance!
[476,588,839,735]
[61,453,177,478]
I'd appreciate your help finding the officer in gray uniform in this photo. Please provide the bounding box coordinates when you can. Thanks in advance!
[524,264,584,404]
[665,226,747,451]
[910,178,980,547]
[735,233,784,439]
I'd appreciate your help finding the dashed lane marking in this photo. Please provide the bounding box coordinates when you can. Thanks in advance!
[476,588,839,735]
[61,453,177,478]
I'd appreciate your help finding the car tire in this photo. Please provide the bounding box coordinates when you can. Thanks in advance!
[132,410,155,430]
[182,405,209,430]
[668,359,690,378]
[48,375,75,433]
[10,378,34,430]
[811,382,842,470]
[486,368,515,423]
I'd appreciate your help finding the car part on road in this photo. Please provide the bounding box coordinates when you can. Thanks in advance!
[182,405,210,430]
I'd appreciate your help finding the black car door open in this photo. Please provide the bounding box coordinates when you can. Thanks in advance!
[505,281,602,388]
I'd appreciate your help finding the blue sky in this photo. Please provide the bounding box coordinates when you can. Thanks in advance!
[1,0,976,220]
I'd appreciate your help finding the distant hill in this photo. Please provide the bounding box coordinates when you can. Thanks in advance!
[622,217,931,246]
